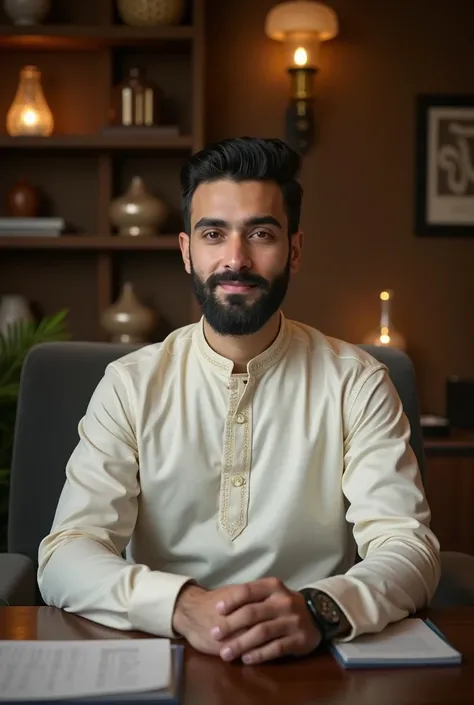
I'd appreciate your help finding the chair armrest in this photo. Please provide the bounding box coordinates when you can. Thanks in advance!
[431,550,474,607]
[0,553,36,606]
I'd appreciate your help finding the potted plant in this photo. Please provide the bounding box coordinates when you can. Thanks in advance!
[0,309,69,550]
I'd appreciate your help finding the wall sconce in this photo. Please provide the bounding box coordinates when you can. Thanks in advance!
[265,1,338,154]
[6,65,54,137]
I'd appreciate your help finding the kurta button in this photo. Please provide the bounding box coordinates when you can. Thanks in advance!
[235,413,246,424]
[231,475,245,487]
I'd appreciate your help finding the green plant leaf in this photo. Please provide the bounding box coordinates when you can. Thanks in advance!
[0,309,70,387]
[35,309,68,336]
[0,384,20,400]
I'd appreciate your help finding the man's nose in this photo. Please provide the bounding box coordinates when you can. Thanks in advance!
[224,234,252,271]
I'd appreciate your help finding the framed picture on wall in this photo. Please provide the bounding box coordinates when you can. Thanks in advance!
[415,94,474,236]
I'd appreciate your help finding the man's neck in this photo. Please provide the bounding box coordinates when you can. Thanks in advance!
[203,312,282,373]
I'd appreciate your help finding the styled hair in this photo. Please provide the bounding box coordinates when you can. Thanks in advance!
[180,136,303,236]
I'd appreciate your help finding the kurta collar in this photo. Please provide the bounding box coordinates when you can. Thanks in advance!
[194,311,291,380]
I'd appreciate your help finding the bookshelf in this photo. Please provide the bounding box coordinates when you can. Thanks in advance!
[0,0,205,341]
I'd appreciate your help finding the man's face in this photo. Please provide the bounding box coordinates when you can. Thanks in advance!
[179,179,303,336]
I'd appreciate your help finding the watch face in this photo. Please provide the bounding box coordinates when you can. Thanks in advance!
[314,592,340,624]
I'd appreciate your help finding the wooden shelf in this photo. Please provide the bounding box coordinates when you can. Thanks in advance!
[0,0,205,338]
[0,133,193,151]
[0,235,181,250]
[0,25,195,50]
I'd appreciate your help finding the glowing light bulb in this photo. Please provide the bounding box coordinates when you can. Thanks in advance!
[22,109,39,127]
[293,47,308,66]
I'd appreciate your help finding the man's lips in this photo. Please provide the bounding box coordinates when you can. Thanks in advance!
[218,282,257,293]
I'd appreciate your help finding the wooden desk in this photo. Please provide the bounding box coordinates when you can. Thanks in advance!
[424,430,474,555]
[1,606,473,705]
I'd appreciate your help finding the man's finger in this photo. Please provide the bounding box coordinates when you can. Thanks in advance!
[218,617,288,661]
[215,577,285,616]
[211,599,277,640]
[241,634,303,665]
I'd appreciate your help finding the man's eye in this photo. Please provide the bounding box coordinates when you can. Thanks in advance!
[204,231,221,240]
[251,230,272,239]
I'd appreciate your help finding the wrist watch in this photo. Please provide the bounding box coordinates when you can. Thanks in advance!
[299,588,344,642]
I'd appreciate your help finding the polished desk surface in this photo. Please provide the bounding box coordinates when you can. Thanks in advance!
[1,606,473,705]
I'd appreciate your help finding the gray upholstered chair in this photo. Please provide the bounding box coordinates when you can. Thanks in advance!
[1,341,473,607]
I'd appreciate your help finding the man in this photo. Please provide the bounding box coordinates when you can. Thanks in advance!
[38,136,441,666]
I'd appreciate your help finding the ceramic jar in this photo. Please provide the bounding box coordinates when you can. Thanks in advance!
[110,176,168,237]
[116,0,185,27]
[4,0,51,25]
[5,178,40,217]
[101,282,156,344]
[0,295,33,336]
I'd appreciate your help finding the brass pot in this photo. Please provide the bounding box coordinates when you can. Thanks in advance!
[101,282,156,344]
[110,176,168,237]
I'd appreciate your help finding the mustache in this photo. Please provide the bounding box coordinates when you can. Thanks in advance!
[206,271,269,291]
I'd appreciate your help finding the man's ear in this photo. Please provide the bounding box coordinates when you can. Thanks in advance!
[289,230,304,274]
[179,232,191,274]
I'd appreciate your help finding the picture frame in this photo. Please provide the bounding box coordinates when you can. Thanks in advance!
[415,94,474,236]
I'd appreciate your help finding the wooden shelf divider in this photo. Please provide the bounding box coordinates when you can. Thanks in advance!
[97,145,113,318]
[0,235,181,250]
[0,134,193,151]
[0,25,195,50]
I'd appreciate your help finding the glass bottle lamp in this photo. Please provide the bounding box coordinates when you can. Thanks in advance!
[6,65,54,137]
[363,290,407,351]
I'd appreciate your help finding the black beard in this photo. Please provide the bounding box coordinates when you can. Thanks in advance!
[190,258,290,336]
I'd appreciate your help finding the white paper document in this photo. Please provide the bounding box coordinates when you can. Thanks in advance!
[0,639,171,701]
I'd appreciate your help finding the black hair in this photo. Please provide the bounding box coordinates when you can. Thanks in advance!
[180,136,303,236]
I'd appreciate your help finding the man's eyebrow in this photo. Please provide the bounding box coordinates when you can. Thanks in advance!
[194,217,228,230]
[193,215,283,231]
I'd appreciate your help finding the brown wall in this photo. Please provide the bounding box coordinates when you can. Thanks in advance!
[205,0,474,415]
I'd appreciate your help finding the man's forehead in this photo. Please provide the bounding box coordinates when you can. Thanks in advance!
[190,180,285,218]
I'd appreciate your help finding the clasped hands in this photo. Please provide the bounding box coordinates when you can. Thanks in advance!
[172,577,321,665]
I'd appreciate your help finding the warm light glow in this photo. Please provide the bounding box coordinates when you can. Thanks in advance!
[363,288,406,351]
[293,46,308,66]
[21,109,40,127]
[6,65,54,137]
[265,2,339,43]
[265,2,339,72]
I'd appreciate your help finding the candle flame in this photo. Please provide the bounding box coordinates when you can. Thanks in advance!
[293,47,308,66]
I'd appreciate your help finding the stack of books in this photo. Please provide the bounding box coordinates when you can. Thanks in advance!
[0,217,65,238]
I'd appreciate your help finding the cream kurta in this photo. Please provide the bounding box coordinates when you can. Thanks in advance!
[37,314,441,641]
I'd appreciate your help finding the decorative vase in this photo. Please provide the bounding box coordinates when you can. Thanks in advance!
[116,0,185,27]
[3,0,51,26]
[101,282,156,344]
[363,290,407,351]
[6,65,54,137]
[109,176,168,237]
[5,178,41,217]
[0,294,33,336]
